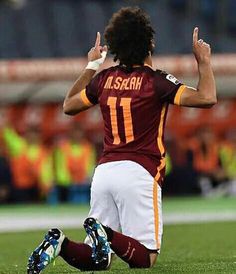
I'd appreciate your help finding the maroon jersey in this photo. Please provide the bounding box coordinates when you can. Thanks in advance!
[83,65,186,184]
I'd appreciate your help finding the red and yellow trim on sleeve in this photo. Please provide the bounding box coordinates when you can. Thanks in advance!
[174,85,186,105]
[80,89,93,107]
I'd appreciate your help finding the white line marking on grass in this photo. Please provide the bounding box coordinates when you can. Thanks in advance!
[0,214,87,232]
[0,211,236,233]
[164,211,236,224]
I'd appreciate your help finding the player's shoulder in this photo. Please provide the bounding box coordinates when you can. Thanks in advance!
[154,69,181,85]
[98,66,119,74]
[155,69,166,76]
[142,67,169,79]
[95,66,118,80]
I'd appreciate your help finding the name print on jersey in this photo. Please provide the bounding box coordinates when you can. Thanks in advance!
[104,76,143,91]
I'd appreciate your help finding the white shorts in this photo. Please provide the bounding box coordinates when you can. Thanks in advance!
[87,160,163,252]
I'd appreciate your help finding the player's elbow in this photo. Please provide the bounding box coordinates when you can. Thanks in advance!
[196,91,217,108]
[203,97,217,108]
[63,109,76,116]
[63,99,84,115]
[63,100,76,116]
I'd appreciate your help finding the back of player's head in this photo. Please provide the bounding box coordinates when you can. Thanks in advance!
[104,7,155,68]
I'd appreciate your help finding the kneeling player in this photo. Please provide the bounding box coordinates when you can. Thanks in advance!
[27,6,216,273]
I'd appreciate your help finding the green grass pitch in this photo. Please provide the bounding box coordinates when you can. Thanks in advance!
[0,221,236,274]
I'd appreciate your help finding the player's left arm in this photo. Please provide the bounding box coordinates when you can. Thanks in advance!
[175,27,217,108]
[63,32,107,115]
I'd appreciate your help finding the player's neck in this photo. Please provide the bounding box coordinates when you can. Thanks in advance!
[144,55,152,67]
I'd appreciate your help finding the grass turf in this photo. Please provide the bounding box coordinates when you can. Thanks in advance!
[0,221,235,274]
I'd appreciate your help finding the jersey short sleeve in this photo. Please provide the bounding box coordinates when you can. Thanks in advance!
[154,70,186,105]
[84,73,101,106]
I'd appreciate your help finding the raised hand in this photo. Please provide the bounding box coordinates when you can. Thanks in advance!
[88,32,108,62]
[192,27,211,65]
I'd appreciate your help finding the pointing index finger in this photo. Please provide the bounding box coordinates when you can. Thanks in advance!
[193,27,198,44]
[95,32,100,48]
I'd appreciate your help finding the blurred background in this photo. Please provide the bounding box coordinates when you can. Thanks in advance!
[0,0,236,207]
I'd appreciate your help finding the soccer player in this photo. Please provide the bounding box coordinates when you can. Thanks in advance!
[27,7,216,273]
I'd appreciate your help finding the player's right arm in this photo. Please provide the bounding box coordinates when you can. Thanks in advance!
[178,27,217,108]
[63,69,96,115]
[63,32,107,115]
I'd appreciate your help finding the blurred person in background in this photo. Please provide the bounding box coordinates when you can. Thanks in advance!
[1,123,53,203]
[187,126,226,197]
[219,130,236,196]
[165,152,172,177]
[163,137,199,196]
[52,122,96,203]
[0,139,12,204]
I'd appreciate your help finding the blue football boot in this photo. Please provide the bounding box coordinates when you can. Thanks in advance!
[27,228,65,274]
[84,217,111,268]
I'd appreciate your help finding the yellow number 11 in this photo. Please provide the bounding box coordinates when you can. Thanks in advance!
[107,96,134,145]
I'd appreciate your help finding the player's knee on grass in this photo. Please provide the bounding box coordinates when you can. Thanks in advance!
[60,237,111,271]
[129,252,157,268]
[62,253,110,272]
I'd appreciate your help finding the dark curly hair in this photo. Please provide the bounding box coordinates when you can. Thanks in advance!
[104,7,155,68]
